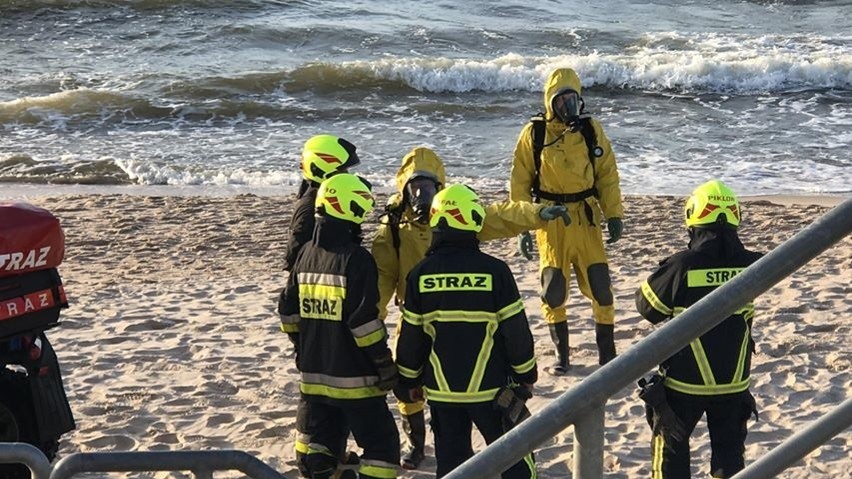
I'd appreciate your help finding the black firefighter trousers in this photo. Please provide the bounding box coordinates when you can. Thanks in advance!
[650,391,755,479]
[431,403,536,479]
[304,398,400,479]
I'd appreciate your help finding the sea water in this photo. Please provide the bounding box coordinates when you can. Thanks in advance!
[1,0,850,195]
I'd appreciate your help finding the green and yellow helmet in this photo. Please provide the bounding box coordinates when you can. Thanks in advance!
[684,180,741,229]
[301,134,361,183]
[429,183,486,233]
[315,173,375,225]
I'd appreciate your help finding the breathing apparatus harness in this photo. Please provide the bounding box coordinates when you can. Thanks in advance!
[529,109,604,225]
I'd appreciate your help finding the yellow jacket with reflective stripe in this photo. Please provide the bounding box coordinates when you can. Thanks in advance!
[278,216,392,405]
[509,68,623,220]
[635,228,763,396]
[396,233,538,404]
[373,146,546,319]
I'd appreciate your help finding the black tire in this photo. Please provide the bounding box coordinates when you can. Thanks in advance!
[0,370,48,479]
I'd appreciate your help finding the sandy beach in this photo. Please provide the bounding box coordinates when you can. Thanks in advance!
[5,191,849,478]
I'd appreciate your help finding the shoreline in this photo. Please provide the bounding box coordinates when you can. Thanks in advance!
[0,183,847,208]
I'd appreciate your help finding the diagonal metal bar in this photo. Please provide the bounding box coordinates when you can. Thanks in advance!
[443,197,852,479]
[731,396,852,479]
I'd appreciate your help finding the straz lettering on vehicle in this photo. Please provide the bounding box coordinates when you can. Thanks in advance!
[419,273,493,293]
[0,288,57,321]
[687,268,746,287]
[298,283,345,321]
[0,247,51,272]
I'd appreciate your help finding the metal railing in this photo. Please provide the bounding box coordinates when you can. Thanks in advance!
[49,450,286,479]
[0,443,52,479]
[731,397,852,479]
[443,197,852,479]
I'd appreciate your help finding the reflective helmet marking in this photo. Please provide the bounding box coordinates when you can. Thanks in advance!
[684,180,741,228]
[315,173,375,225]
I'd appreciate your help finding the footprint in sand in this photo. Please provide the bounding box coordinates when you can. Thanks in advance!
[82,435,137,451]
[206,413,236,428]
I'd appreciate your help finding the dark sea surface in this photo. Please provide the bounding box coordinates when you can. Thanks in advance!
[1,0,850,195]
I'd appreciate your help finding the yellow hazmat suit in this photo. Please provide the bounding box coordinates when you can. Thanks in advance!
[373,147,548,400]
[510,68,623,367]
[375,147,551,323]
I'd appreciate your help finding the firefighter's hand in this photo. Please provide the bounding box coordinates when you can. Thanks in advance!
[394,384,424,402]
[650,404,687,443]
[606,217,624,244]
[285,333,301,368]
[517,232,534,261]
[539,205,571,226]
[639,375,686,443]
[374,357,399,391]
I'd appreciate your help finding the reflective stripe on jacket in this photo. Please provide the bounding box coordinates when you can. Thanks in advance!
[278,216,392,404]
[635,228,763,396]
[396,233,537,404]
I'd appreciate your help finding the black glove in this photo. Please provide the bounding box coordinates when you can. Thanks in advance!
[517,232,534,261]
[494,384,532,430]
[373,355,399,392]
[606,217,624,244]
[539,205,571,226]
[638,375,686,443]
[393,383,424,403]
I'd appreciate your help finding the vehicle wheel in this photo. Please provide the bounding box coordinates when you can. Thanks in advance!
[0,371,41,479]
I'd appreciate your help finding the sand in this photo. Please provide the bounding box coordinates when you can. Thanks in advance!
[3,191,849,478]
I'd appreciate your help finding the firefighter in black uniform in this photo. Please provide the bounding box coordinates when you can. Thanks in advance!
[396,183,538,479]
[635,180,762,479]
[279,173,400,479]
[282,134,361,477]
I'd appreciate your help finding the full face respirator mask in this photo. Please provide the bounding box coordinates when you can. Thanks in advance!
[405,174,439,224]
[552,89,583,132]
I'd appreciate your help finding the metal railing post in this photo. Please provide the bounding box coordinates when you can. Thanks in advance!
[0,443,52,479]
[573,402,605,479]
[731,396,852,479]
[442,199,852,479]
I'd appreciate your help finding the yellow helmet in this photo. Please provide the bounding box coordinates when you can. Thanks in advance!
[301,134,361,183]
[684,180,741,228]
[429,183,486,233]
[315,173,375,225]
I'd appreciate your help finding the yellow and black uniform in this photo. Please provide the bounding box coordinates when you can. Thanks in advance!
[396,188,538,478]
[510,67,623,367]
[279,175,399,479]
[372,146,553,469]
[282,135,361,478]
[636,200,762,478]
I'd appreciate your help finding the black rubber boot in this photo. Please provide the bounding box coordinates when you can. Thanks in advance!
[596,323,617,365]
[549,322,570,375]
[401,410,426,470]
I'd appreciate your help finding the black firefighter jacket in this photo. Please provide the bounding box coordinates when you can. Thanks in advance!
[397,232,538,405]
[635,228,763,397]
[278,216,392,405]
[283,181,319,272]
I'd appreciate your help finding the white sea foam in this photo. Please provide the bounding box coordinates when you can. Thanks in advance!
[348,32,852,93]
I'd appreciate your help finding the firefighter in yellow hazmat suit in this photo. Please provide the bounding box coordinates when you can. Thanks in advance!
[510,67,624,372]
[372,146,569,469]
